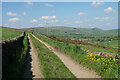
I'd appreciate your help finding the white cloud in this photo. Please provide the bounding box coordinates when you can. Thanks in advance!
[6,12,17,16]
[4,24,8,26]
[64,20,67,22]
[31,19,38,23]
[106,23,111,26]
[8,17,20,22]
[44,20,59,23]
[38,24,43,26]
[44,3,54,7]
[104,7,115,13]
[92,2,104,7]
[23,12,27,16]
[89,24,96,27]
[78,12,86,16]
[74,20,83,24]
[51,19,59,23]
[95,17,111,21]
[40,16,56,19]
[63,20,71,24]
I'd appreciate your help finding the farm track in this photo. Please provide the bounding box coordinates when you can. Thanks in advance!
[31,34,101,78]
[23,34,43,78]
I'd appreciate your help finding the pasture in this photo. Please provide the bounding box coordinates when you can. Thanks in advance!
[2,27,22,40]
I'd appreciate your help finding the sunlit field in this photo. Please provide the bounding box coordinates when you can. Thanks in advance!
[2,27,22,40]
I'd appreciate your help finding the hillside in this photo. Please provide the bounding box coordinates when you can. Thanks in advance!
[24,27,118,38]
[2,27,23,40]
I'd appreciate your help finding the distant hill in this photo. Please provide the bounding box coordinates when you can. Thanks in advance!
[24,26,118,38]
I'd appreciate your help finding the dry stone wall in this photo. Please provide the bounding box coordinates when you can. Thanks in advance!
[2,32,25,65]
[81,48,120,59]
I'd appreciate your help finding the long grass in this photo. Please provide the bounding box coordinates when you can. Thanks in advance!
[92,40,118,49]
[34,33,120,78]
[79,44,118,54]
[2,27,22,40]
[30,34,75,78]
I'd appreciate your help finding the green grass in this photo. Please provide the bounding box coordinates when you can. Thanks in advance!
[86,53,119,78]
[78,44,118,54]
[24,27,118,39]
[34,33,120,78]
[92,40,118,49]
[30,34,75,78]
[2,27,22,40]
[0,27,2,41]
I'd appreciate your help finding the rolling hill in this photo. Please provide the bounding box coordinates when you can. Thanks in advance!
[24,26,118,38]
[1,27,22,40]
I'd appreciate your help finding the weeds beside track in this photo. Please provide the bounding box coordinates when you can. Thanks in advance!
[30,34,75,78]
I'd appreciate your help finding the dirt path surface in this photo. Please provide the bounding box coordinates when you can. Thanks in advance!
[32,34,101,78]
[23,34,43,78]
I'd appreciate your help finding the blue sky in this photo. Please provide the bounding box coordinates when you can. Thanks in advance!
[2,2,118,30]
[2,0,119,2]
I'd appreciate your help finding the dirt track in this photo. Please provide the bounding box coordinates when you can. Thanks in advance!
[32,34,101,78]
[23,34,43,78]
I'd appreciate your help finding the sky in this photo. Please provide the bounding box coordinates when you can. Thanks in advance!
[2,0,119,2]
[2,2,118,30]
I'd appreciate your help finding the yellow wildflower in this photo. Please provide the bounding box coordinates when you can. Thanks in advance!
[113,58,116,61]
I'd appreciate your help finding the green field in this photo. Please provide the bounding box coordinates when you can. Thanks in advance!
[78,44,118,54]
[0,27,2,41]
[2,27,22,40]
[30,34,75,78]
[24,27,118,39]
[24,26,118,50]
[92,40,118,49]
[34,33,120,78]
